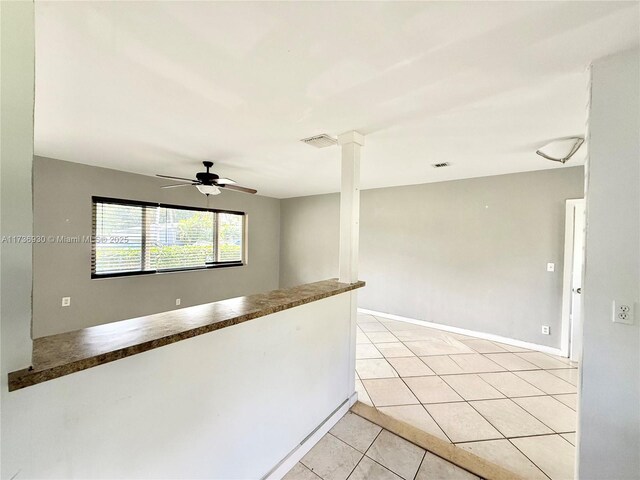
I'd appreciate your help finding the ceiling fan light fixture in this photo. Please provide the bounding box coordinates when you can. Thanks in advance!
[536,137,585,164]
[196,184,221,196]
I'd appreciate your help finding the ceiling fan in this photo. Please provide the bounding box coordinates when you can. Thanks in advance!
[157,161,257,196]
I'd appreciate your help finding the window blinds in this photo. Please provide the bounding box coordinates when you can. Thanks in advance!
[92,198,244,277]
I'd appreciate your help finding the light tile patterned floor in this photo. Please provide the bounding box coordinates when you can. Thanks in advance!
[283,412,479,480]
[354,314,578,480]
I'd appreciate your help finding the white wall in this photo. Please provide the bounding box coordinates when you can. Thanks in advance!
[280,168,584,348]
[577,49,639,479]
[2,294,353,479]
[0,0,36,447]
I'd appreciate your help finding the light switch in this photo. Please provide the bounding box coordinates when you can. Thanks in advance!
[547,263,555,272]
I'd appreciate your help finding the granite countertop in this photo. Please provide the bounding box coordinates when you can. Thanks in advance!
[8,279,365,391]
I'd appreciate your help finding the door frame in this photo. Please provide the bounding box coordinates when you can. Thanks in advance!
[560,198,586,358]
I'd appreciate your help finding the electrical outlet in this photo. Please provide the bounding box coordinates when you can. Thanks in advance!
[541,325,550,335]
[547,263,555,272]
[61,297,71,307]
[613,301,634,325]
[175,298,181,306]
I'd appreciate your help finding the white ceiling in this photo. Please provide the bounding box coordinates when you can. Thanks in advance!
[34,1,639,198]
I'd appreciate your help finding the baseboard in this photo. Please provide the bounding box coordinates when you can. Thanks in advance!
[263,391,358,480]
[358,308,565,358]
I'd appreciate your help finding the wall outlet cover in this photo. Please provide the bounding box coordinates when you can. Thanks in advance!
[61,297,71,307]
[547,263,555,272]
[541,325,550,335]
[175,298,181,306]
[613,301,634,325]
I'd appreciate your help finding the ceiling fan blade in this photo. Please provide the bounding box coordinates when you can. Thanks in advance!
[220,184,257,195]
[156,174,198,182]
[215,177,237,185]
[161,183,198,189]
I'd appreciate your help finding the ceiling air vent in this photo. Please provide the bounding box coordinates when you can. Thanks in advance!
[300,134,337,148]
[432,162,450,168]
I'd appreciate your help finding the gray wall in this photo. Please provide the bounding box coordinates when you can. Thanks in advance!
[578,49,639,479]
[33,157,280,337]
[280,194,340,288]
[280,167,584,348]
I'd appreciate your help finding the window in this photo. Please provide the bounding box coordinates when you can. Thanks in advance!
[92,197,245,278]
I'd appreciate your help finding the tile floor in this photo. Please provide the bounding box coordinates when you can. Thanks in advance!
[354,314,578,480]
[284,412,479,480]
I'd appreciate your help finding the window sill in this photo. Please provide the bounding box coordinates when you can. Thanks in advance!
[91,262,244,279]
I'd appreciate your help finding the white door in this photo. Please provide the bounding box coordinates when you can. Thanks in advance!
[570,200,586,362]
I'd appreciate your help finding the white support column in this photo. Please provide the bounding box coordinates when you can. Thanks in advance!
[338,131,364,284]
[337,131,364,404]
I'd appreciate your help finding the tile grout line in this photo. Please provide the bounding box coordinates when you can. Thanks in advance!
[439,372,506,402]
[464,393,564,441]
[505,437,554,480]
[416,403,455,445]
[411,451,427,480]
[367,457,410,480]
[358,314,577,479]
[368,316,572,362]
[451,384,577,479]
[360,314,577,370]
[359,357,575,376]
[356,393,579,411]
[364,322,543,444]
[386,361,456,445]
[447,397,504,443]
[510,396,578,429]
[474,371,547,397]
[300,432,361,478]
[415,342,573,444]
[352,403,536,480]
[551,394,577,412]
[353,402,428,480]
[343,428,383,480]
[358,326,576,364]
[365,450,422,480]
[360,373,573,397]
[378,361,463,442]
[358,316,402,388]
[361,317,457,445]
[298,462,323,480]
[357,378,377,412]
[453,431,576,445]
[510,370,577,396]
[448,351,507,373]
[512,351,574,369]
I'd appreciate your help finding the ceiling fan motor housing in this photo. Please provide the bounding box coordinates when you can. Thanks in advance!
[196,171,219,184]
[197,162,218,184]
